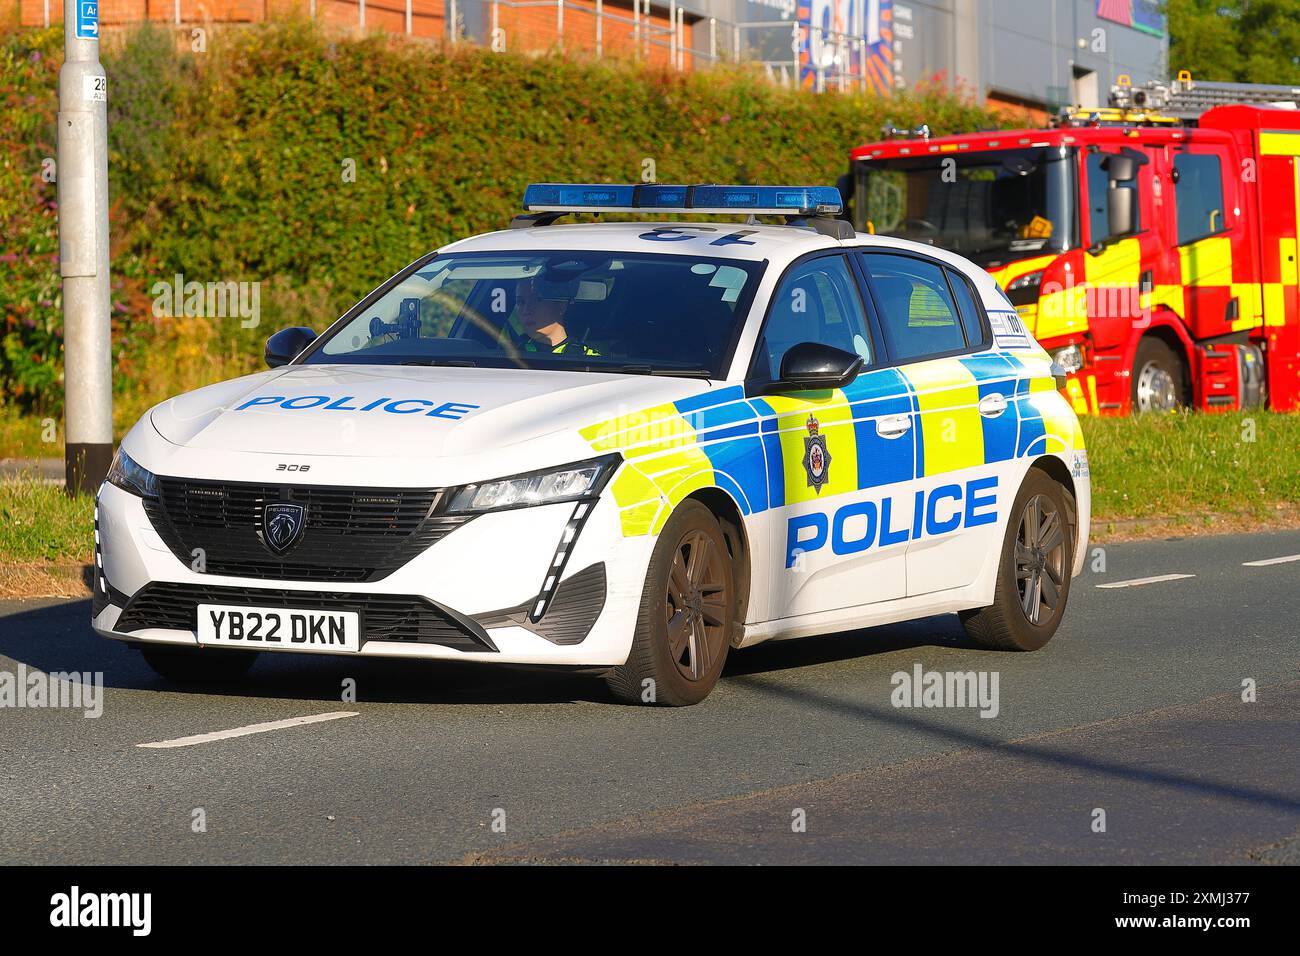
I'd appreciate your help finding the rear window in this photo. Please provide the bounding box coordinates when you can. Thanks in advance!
[861,253,969,361]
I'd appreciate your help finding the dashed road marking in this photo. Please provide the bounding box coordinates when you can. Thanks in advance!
[1242,554,1300,568]
[137,711,359,750]
[1096,574,1196,590]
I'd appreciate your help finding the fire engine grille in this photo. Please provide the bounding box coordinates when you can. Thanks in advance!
[143,478,472,583]
[115,582,497,652]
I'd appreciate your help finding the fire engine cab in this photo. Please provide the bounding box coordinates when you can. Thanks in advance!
[844,72,1300,415]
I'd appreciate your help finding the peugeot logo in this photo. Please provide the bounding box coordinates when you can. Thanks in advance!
[262,502,307,555]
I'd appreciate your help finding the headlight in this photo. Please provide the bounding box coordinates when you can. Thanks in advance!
[1004,270,1044,306]
[106,448,159,498]
[1051,344,1084,374]
[446,455,620,514]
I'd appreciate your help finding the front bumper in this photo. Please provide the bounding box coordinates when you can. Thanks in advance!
[93,480,655,667]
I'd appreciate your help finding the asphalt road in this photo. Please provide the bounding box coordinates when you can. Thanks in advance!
[1,529,1297,865]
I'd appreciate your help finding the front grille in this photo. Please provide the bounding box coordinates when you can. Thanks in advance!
[115,582,496,652]
[144,477,472,582]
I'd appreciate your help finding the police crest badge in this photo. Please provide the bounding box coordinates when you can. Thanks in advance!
[801,414,831,493]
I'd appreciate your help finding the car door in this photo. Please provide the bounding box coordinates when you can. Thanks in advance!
[748,253,916,620]
[858,251,1017,597]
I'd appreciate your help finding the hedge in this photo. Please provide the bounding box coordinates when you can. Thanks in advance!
[0,19,1005,422]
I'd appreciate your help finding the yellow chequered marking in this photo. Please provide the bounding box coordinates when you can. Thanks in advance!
[1261,131,1300,156]
[1145,283,1185,318]
[581,405,717,536]
[901,359,984,476]
[1036,280,1088,341]
[1085,237,1142,286]
[761,390,859,505]
[1179,236,1232,286]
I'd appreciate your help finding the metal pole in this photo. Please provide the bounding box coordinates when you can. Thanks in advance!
[44,0,50,28]
[733,24,739,63]
[405,0,411,34]
[669,1,676,67]
[310,0,315,19]
[449,0,456,42]
[633,0,640,58]
[359,0,365,30]
[174,0,180,25]
[557,0,563,51]
[596,0,602,57]
[679,8,685,69]
[492,0,499,48]
[58,0,113,496]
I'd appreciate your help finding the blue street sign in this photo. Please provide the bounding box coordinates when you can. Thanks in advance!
[75,0,99,40]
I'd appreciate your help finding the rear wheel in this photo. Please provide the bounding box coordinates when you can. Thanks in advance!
[606,501,734,706]
[960,469,1073,652]
[140,643,258,683]
[1131,337,1188,413]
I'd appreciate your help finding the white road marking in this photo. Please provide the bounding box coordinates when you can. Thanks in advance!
[137,711,359,750]
[1095,573,1196,590]
[1242,553,1300,567]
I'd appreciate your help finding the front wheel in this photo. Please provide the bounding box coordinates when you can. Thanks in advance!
[606,501,735,706]
[1131,337,1188,413]
[960,469,1074,652]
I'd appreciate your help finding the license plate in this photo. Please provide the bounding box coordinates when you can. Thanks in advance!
[197,604,361,652]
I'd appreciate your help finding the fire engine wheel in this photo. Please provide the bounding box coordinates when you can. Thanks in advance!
[1132,337,1188,413]
[606,501,734,707]
[960,469,1073,652]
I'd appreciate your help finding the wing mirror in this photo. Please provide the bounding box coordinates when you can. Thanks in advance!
[264,327,317,368]
[772,342,865,392]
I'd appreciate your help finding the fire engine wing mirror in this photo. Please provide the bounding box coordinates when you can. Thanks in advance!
[1101,153,1138,182]
[1107,186,1136,239]
[773,342,865,392]
[265,326,317,368]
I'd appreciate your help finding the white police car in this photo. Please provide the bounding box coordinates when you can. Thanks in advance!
[94,184,1091,705]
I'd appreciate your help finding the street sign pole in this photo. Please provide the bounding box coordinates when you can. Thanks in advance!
[57,0,113,496]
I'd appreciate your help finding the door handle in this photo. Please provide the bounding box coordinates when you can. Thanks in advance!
[876,414,912,439]
[978,393,1008,417]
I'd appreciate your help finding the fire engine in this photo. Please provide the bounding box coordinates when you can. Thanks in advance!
[844,72,1300,415]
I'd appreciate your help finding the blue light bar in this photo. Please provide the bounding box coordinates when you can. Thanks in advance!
[521,183,843,216]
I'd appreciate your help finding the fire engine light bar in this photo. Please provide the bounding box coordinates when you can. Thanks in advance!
[522,183,843,216]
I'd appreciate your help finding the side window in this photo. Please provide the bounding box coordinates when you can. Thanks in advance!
[947,269,987,347]
[759,255,872,379]
[1086,151,1141,243]
[1174,152,1226,245]
[861,253,968,362]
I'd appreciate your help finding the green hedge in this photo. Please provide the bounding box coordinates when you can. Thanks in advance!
[1,20,1004,420]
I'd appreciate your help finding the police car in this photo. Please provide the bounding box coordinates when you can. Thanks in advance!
[94,184,1091,705]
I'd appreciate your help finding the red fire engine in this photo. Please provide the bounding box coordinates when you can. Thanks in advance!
[844,73,1300,414]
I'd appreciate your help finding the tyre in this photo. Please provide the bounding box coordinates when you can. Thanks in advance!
[960,468,1074,652]
[140,643,258,683]
[606,500,735,706]
[1131,337,1188,413]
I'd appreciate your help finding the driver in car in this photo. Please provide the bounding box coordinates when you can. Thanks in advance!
[515,274,599,356]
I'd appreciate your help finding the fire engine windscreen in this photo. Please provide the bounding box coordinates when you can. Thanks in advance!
[853,148,1074,268]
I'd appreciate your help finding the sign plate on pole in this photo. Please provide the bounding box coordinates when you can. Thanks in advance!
[75,0,99,40]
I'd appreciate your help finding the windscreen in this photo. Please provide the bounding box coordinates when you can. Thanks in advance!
[853,147,1075,268]
[304,251,763,378]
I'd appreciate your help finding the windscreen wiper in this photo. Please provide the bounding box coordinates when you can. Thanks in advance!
[399,358,478,367]
[605,364,713,379]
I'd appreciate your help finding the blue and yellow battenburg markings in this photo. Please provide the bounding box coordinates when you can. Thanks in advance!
[579,353,1085,538]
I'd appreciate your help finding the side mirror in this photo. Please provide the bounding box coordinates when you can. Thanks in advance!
[264,327,317,368]
[1107,184,1136,238]
[774,342,864,392]
[1101,153,1137,182]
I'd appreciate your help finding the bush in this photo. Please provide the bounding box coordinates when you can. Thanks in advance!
[0,19,1006,423]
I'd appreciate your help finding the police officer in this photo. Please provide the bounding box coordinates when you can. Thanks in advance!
[515,275,598,356]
